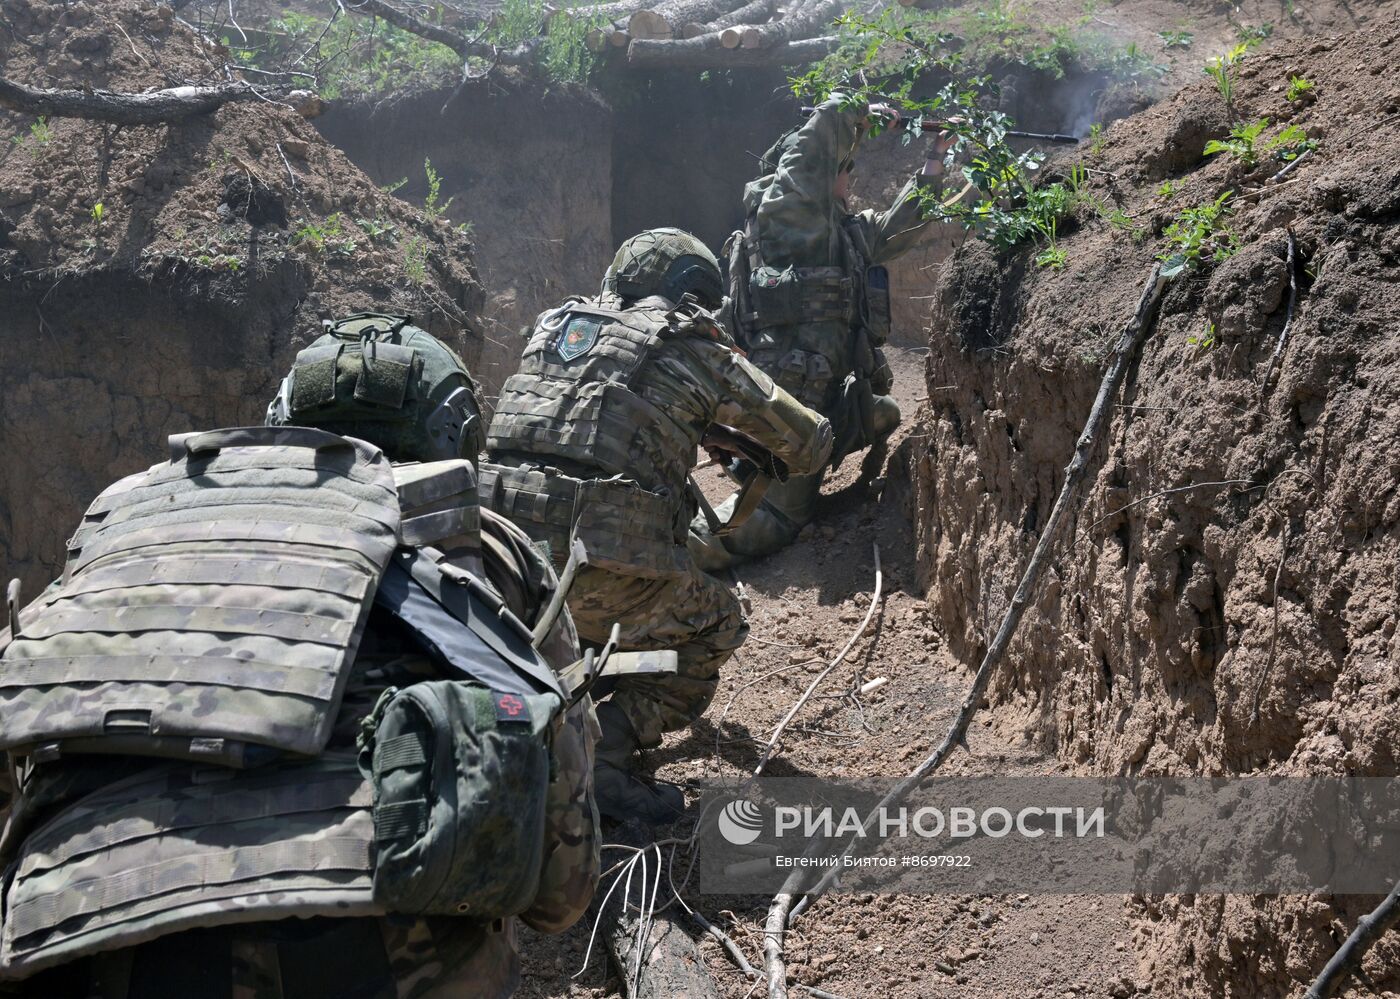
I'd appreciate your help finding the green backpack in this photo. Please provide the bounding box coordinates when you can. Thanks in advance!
[358,681,560,917]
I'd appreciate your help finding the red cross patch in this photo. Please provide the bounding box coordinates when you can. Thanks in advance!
[495,692,531,724]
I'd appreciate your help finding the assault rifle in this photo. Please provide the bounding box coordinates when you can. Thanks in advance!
[798,106,1080,144]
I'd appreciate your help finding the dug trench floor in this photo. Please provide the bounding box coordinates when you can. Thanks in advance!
[518,346,1147,999]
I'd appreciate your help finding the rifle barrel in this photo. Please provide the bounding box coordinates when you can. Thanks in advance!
[796,107,1080,144]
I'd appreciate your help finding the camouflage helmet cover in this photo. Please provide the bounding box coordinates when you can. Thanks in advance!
[601,228,723,309]
[267,313,486,464]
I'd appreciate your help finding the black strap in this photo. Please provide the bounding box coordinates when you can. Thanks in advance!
[374,550,564,702]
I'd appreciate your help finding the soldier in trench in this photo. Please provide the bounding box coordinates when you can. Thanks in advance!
[479,228,833,823]
[688,96,959,570]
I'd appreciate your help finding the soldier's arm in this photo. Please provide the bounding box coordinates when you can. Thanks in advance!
[753,96,868,265]
[696,339,833,476]
[852,165,947,264]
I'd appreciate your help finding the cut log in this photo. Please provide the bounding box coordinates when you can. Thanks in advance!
[587,23,621,50]
[735,25,764,47]
[713,0,777,31]
[629,0,751,41]
[0,77,277,125]
[741,0,842,48]
[555,0,656,23]
[611,27,633,46]
[628,9,673,39]
[626,32,834,66]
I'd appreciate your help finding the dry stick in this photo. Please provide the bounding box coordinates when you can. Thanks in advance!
[1259,228,1299,397]
[1081,479,1256,538]
[763,892,796,999]
[1250,522,1290,725]
[752,544,882,777]
[784,264,1172,925]
[1304,880,1400,999]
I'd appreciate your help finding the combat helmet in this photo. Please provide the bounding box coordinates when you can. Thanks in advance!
[601,228,723,309]
[267,313,485,463]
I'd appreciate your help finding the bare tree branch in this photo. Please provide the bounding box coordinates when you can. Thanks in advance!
[0,76,286,125]
[342,0,536,65]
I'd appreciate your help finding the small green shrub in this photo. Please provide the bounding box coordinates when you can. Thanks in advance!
[1158,29,1193,49]
[1203,44,1249,117]
[1285,75,1315,102]
[1158,192,1238,277]
[1156,179,1180,199]
[1187,320,1217,351]
[1204,119,1312,169]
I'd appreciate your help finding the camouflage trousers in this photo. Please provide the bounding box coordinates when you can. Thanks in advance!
[568,560,748,747]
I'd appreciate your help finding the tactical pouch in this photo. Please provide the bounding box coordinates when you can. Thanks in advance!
[749,265,804,326]
[478,462,689,579]
[864,265,892,346]
[360,680,558,918]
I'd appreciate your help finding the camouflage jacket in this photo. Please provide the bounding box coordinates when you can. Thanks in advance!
[734,97,942,393]
[745,95,938,278]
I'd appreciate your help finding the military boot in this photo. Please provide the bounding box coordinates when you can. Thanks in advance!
[593,702,684,825]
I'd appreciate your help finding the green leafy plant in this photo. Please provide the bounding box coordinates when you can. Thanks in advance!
[1235,22,1273,46]
[1035,240,1067,269]
[291,213,358,258]
[1285,74,1315,102]
[541,10,603,83]
[12,116,52,158]
[1159,29,1193,49]
[381,177,409,196]
[1088,122,1106,155]
[1158,192,1239,277]
[1157,179,1180,199]
[355,216,399,242]
[422,158,453,221]
[401,236,430,286]
[1187,319,1217,351]
[89,202,105,227]
[1204,119,1312,168]
[1203,44,1249,118]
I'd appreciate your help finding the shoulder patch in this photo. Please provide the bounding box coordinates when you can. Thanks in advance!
[555,316,602,361]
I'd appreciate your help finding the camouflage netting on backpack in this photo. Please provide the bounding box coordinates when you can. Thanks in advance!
[267,313,486,464]
[0,427,402,767]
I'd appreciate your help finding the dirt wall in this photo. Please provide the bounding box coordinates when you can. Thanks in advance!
[0,0,484,595]
[900,22,1400,997]
[313,79,612,391]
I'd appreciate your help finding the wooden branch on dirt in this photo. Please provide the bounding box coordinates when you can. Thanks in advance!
[627,32,834,66]
[1304,880,1400,999]
[344,0,536,65]
[764,891,796,999]
[592,828,720,999]
[1258,227,1299,397]
[753,544,881,776]
[783,264,1172,926]
[0,76,286,125]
